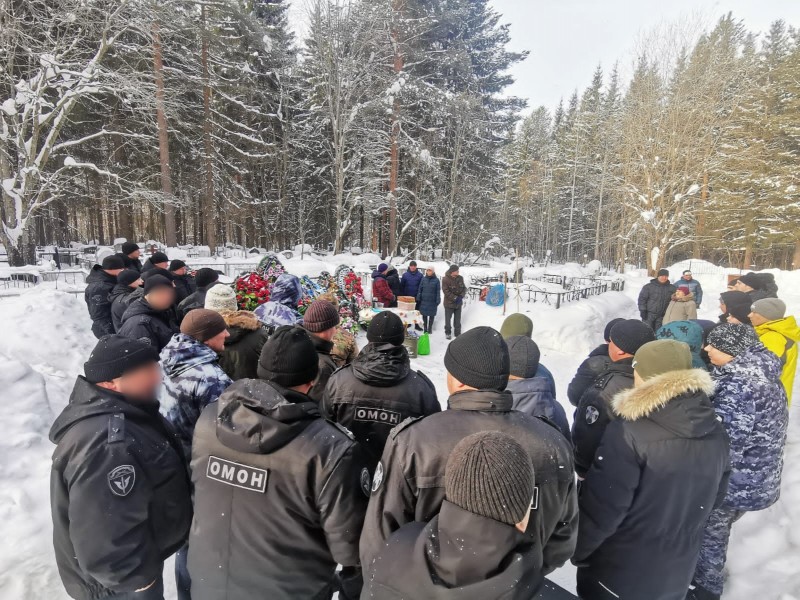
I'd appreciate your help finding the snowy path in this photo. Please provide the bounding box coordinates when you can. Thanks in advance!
[0,263,798,599]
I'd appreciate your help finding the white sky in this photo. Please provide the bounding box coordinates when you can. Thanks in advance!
[285,0,800,113]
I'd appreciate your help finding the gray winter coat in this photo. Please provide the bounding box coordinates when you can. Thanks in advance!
[188,379,367,600]
[506,377,570,440]
[84,266,117,338]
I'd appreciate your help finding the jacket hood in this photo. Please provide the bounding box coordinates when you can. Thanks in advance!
[715,343,782,383]
[215,379,320,454]
[422,501,542,595]
[671,292,695,302]
[49,376,159,443]
[589,343,610,358]
[221,310,262,343]
[270,274,302,307]
[506,376,551,396]
[160,334,220,378]
[352,343,410,386]
[86,265,117,284]
[447,389,514,412]
[372,270,387,279]
[612,368,718,438]
[756,316,800,342]
[656,321,705,367]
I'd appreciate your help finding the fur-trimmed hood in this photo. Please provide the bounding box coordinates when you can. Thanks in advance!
[220,309,261,331]
[612,368,719,438]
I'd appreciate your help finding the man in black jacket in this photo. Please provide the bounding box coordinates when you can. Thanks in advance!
[363,431,544,600]
[323,311,440,473]
[567,317,624,407]
[360,326,577,579]
[50,335,192,600]
[571,319,655,477]
[118,275,179,351]
[141,251,169,274]
[169,260,196,303]
[110,269,143,332]
[84,255,125,338]
[188,326,367,600]
[177,268,220,321]
[573,340,730,600]
[117,241,142,273]
[638,268,677,331]
[303,299,342,401]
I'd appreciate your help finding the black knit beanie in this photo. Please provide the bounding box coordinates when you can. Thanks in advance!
[144,274,173,294]
[150,251,169,265]
[194,268,219,289]
[142,267,174,282]
[720,291,752,325]
[101,255,125,271]
[609,319,656,355]
[445,431,534,526]
[506,336,541,379]
[169,259,186,272]
[444,326,509,391]
[118,269,141,287]
[121,241,139,255]
[180,309,228,342]
[707,323,760,358]
[257,325,319,387]
[84,335,159,383]
[603,318,625,343]
[738,272,763,290]
[367,311,406,346]
[446,264,460,275]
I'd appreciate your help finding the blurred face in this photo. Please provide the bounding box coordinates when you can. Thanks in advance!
[675,289,685,298]
[129,277,143,289]
[657,275,669,284]
[426,268,434,276]
[451,270,459,278]
[683,273,692,281]
[129,249,141,259]
[749,312,768,327]
[734,280,753,293]
[97,362,162,403]
[409,265,417,272]
[172,266,187,276]
[155,261,169,270]
[705,344,734,367]
[205,329,230,353]
[146,286,175,310]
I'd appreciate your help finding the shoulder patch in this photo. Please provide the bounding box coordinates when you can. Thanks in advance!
[107,464,135,496]
[585,405,600,425]
[371,461,384,493]
[328,420,356,441]
[360,467,372,497]
[389,415,425,439]
[107,413,126,444]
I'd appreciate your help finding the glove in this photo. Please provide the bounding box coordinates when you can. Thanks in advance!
[337,566,363,600]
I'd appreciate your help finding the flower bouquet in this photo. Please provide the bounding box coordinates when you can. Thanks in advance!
[235,272,270,311]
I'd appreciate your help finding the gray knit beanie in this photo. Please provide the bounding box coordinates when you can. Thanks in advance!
[205,284,238,313]
[445,431,534,526]
[751,298,786,322]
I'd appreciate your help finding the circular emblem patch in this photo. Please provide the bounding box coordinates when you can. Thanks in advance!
[585,405,600,425]
[371,461,384,493]
[107,465,136,497]
[360,467,371,497]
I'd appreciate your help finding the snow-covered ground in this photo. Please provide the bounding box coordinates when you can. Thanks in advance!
[1,261,798,599]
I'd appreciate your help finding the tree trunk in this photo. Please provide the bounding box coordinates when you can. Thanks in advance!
[153,20,177,247]
[743,241,753,271]
[693,171,709,258]
[793,239,800,271]
[387,0,404,256]
[201,4,217,254]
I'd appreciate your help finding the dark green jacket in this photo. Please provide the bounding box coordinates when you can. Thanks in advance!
[219,310,269,380]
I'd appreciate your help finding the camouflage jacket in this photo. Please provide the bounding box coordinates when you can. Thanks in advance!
[711,343,789,511]
[160,334,233,459]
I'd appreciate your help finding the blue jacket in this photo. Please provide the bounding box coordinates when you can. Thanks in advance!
[674,277,703,306]
[656,320,707,370]
[160,334,233,458]
[711,343,788,511]
[506,376,570,440]
[415,274,441,316]
[255,273,303,329]
[400,269,423,298]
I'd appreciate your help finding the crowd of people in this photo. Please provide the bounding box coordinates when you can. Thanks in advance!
[54,250,794,600]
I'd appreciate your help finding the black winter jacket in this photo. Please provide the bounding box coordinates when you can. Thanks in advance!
[363,500,544,600]
[49,377,192,600]
[308,332,339,403]
[84,266,117,338]
[574,369,730,600]
[360,389,578,577]
[506,377,570,440]
[118,298,179,351]
[109,283,138,332]
[187,379,367,600]
[567,344,612,408]
[571,358,634,477]
[172,274,196,304]
[638,278,677,319]
[322,343,440,472]
[177,281,217,321]
[219,310,269,380]
[385,267,401,298]
[116,253,142,273]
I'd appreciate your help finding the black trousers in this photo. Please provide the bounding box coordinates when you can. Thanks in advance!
[422,315,435,333]
[444,307,461,336]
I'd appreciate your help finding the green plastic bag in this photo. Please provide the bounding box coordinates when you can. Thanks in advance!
[417,332,431,356]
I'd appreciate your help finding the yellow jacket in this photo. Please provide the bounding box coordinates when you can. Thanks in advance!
[755,316,800,405]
